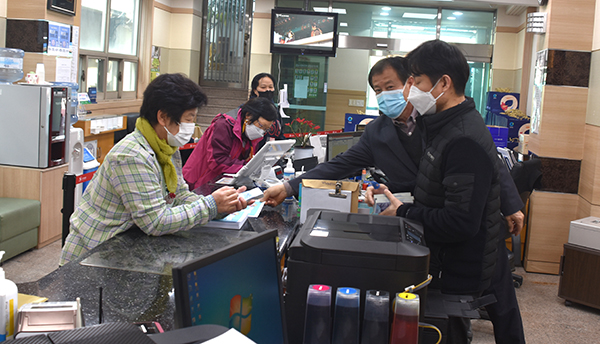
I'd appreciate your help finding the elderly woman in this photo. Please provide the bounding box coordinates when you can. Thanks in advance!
[183,96,278,190]
[60,74,247,265]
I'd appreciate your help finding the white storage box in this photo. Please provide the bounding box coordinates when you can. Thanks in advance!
[568,217,600,251]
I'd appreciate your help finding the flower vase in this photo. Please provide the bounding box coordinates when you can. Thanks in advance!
[294,146,314,160]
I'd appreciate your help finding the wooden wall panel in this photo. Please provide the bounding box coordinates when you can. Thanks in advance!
[524,190,579,274]
[38,165,66,246]
[577,194,600,219]
[528,85,587,160]
[546,0,595,51]
[85,100,143,116]
[325,89,366,131]
[579,124,600,204]
[7,0,79,26]
[0,164,66,248]
[0,165,40,199]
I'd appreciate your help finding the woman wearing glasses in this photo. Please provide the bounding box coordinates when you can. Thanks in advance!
[183,97,278,190]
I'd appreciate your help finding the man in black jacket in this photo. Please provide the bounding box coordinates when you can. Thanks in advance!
[377,40,524,343]
[262,54,525,344]
[262,57,524,235]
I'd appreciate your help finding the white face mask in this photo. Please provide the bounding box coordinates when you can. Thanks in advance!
[407,78,445,115]
[245,122,266,140]
[164,122,195,147]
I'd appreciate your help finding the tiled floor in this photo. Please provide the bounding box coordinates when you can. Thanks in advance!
[4,241,600,343]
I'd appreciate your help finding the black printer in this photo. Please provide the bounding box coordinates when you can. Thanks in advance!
[284,210,430,344]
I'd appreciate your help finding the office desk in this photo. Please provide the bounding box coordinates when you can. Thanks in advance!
[17,203,299,331]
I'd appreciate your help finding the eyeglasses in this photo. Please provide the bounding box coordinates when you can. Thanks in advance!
[249,118,272,130]
[256,120,271,130]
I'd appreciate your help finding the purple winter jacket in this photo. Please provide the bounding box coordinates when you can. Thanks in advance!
[183,109,261,190]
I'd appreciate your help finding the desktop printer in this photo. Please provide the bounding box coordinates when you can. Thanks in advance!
[284,210,430,344]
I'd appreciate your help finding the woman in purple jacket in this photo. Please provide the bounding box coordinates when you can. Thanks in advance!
[183,97,278,190]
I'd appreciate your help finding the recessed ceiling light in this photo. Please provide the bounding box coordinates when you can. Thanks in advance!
[447,16,456,20]
[453,11,463,16]
[339,32,349,36]
[382,7,392,11]
[313,7,347,14]
[402,13,437,20]
[380,12,389,16]
[340,22,348,27]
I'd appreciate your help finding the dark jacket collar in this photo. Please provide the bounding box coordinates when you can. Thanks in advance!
[416,97,476,138]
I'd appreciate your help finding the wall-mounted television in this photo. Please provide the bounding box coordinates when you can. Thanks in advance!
[47,0,76,16]
[270,8,339,57]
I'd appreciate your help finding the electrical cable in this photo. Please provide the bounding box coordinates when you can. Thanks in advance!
[419,322,442,344]
[404,274,433,293]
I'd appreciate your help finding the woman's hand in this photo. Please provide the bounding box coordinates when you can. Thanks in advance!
[212,186,246,214]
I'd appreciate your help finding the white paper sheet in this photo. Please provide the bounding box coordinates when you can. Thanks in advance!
[201,328,257,344]
[55,57,72,82]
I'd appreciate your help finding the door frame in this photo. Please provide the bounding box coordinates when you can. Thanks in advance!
[199,0,254,89]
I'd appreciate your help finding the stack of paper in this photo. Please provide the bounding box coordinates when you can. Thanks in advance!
[208,202,265,230]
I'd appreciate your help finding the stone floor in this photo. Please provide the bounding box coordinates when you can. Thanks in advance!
[4,241,600,343]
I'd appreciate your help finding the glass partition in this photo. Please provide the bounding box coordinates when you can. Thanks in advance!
[440,9,495,44]
[272,54,329,133]
[466,61,492,121]
[108,0,140,55]
[80,0,107,51]
[276,1,496,116]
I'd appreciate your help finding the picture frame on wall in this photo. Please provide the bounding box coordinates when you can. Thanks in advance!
[47,0,76,16]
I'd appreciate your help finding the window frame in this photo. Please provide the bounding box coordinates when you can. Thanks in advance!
[78,0,141,101]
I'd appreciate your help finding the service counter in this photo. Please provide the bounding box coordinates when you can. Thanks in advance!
[17,202,299,331]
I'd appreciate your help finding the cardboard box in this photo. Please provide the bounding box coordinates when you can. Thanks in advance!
[299,180,360,223]
[506,118,530,150]
[487,125,508,148]
[486,92,520,114]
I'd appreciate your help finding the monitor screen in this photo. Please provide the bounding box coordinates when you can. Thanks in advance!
[237,139,295,180]
[326,131,363,161]
[270,8,338,57]
[172,229,287,344]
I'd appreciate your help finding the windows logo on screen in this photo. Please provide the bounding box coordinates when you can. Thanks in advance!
[229,294,253,335]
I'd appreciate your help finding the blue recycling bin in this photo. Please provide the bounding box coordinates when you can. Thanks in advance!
[82,147,100,193]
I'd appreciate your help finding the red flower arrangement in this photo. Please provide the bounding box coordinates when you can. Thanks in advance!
[285,118,321,148]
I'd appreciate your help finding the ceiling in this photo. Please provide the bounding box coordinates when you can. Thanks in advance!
[277,0,538,11]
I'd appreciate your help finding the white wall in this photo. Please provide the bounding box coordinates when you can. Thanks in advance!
[327,49,369,92]
[249,0,275,88]
[586,0,600,125]
[0,0,5,47]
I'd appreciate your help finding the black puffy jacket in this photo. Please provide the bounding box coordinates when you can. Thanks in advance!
[404,98,503,295]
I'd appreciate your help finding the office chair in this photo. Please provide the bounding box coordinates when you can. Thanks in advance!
[114,112,140,144]
[509,158,542,287]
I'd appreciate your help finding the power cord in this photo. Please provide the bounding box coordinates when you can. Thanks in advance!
[404,274,433,293]
[419,322,442,344]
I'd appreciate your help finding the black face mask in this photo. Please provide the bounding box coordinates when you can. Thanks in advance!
[257,90,275,101]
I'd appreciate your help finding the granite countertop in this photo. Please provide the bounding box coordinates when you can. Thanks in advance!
[18,203,299,331]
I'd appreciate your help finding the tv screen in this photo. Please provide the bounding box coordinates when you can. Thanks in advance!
[270,8,338,57]
[172,229,287,343]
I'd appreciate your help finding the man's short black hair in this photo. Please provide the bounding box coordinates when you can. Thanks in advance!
[241,97,278,123]
[406,40,470,96]
[249,73,275,99]
[368,56,410,90]
[140,73,207,126]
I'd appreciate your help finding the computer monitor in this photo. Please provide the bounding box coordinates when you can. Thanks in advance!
[326,131,363,161]
[217,139,295,186]
[172,229,287,344]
